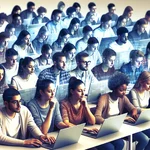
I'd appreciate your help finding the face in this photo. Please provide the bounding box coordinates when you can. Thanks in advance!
[53,13,62,23]
[42,49,52,59]
[120,18,127,27]
[39,12,46,18]
[40,32,48,41]
[56,56,66,71]
[6,55,18,67]
[22,34,30,45]
[119,33,128,44]
[23,61,35,75]
[127,11,133,18]
[90,6,96,13]
[102,20,112,30]
[71,83,85,100]
[140,79,150,91]
[0,38,9,49]
[88,43,99,53]
[61,34,70,44]
[70,12,76,18]
[67,48,76,60]
[7,28,15,36]
[76,7,81,13]
[59,5,65,11]
[29,6,35,12]
[114,84,127,98]
[109,6,116,14]
[105,56,116,68]
[79,56,91,71]
[15,10,21,15]
[84,31,93,39]
[40,83,55,101]
[6,95,21,113]
[14,16,22,25]
[0,69,4,81]
[138,24,147,34]
[72,23,80,31]
[132,57,143,68]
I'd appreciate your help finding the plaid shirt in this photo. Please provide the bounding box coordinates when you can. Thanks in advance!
[120,62,144,84]
[38,65,71,85]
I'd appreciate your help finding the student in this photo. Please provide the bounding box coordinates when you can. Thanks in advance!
[145,10,150,37]
[95,71,149,150]
[57,1,66,18]
[92,48,116,81]
[38,52,70,86]
[11,57,37,90]
[61,43,77,71]
[52,28,70,53]
[27,79,68,134]
[32,26,49,54]
[2,48,19,85]
[0,88,55,146]
[32,6,49,24]
[76,25,93,53]
[122,6,134,26]
[0,13,8,33]
[13,30,36,59]
[0,65,8,94]
[72,2,84,18]
[120,50,144,84]
[144,41,150,71]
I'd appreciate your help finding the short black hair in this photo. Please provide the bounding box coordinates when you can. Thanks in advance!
[73,2,81,8]
[107,3,115,10]
[41,44,52,53]
[117,27,128,35]
[108,71,129,90]
[75,52,89,62]
[27,1,35,8]
[70,17,80,26]
[66,7,76,16]
[62,43,76,53]
[88,37,99,44]
[5,48,18,57]
[51,9,62,20]
[102,48,116,60]
[5,24,15,31]
[37,6,47,14]
[101,14,112,23]
[88,2,96,9]
[82,25,92,34]
[52,52,66,62]
[145,10,150,17]
[3,88,20,102]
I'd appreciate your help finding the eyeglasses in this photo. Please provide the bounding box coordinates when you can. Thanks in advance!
[80,61,91,65]
[9,99,22,105]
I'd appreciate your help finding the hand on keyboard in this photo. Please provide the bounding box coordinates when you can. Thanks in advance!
[125,116,136,123]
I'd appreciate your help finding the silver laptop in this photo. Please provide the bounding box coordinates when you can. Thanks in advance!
[124,109,150,125]
[55,84,68,102]
[87,80,111,103]
[82,113,127,138]
[42,123,85,149]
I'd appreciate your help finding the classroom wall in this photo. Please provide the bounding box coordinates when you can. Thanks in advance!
[0,0,150,21]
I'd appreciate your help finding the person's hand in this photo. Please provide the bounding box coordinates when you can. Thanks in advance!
[84,127,99,134]
[49,101,55,109]
[80,96,88,108]
[125,116,136,123]
[131,109,139,120]
[24,138,42,147]
[40,135,56,144]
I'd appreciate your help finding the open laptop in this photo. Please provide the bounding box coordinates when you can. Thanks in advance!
[124,109,150,125]
[82,113,127,138]
[42,123,85,149]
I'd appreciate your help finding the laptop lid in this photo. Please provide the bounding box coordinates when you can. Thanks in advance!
[43,123,85,149]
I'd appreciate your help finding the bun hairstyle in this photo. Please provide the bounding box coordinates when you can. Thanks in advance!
[68,77,84,97]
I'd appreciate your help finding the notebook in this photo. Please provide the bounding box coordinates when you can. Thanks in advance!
[42,123,85,149]
[124,109,150,125]
[82,113,127,138]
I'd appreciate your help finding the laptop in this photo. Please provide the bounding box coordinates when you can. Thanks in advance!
[87,80,111,103]
[124,109,150,125]
[82,113,127,138]
[42,123,85,149]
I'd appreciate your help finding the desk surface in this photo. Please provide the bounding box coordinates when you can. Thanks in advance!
[1,121,150,150]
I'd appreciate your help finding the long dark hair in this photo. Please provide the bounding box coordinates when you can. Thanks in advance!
[0,65,6,86]
[34,79,54,99]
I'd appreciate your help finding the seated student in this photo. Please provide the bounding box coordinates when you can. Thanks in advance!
[52,28,70,53]
[61,43,77,71]
[13,30,36,59]
[92,48,116,81]
[27,79,68,134]
[112,15,127,35]
[34,44,53,75]
[145,10,150,37]
[32,26,49,54]
[32,6,49,24]
[11,57,38,90]
[68,17,81,38]
[128,18,149,43]
[57,1,66,18]
[81,12,96,27]
[95,71,149,150]
[80,37,102,70]
[72,2,84,19]
[0,88,55,146]
[5,24,17,48]
[69,52,97,93]
[0,13,8,33]
[144,42,150,71]
[76,25,93,54]
[7,5,21,24]
[38,52,70,87]
[122,6,134,26]
[0,65,8,94]
[2,48,19,85]
[63,6,76,28]
[120,50,144,84]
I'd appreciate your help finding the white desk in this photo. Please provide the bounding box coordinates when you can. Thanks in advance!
[1,122,150,150]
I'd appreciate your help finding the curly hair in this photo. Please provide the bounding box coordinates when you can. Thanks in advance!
[108,71,129,90]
